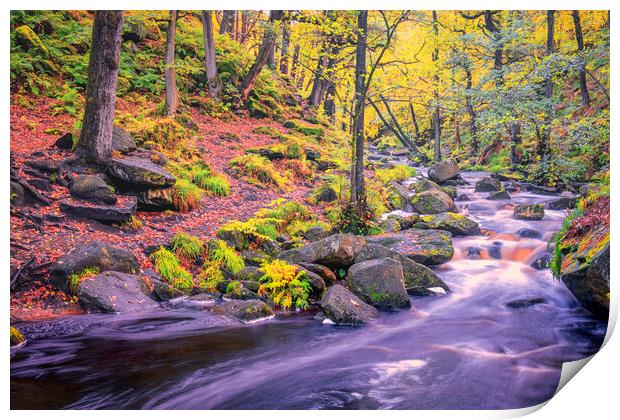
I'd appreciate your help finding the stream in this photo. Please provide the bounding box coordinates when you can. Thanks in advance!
[10,170,607,410]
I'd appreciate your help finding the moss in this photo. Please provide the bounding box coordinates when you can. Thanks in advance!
[251,125,284,139]
[128,117,189,151]
[375,165,416,184]
[283,119,324,137]
[229,154,288,188]
[15,25,50,57]
[197,175,230,197]
[150,246,194,291]
[10,326,25,346]
[255,199,310,223]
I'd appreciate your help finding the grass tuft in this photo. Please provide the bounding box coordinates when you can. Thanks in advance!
[150,246,194,291]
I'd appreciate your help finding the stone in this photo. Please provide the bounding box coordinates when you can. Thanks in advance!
[440,186,457,199]
[411,189,456,214]
[354,244,449,295]
[77,271,160,313]
[112,126,138,153]
[442,175,469,186]
[211,299,274,321]
[278,234,366,269]
[224,287,261,301]
[54,133,74,150]
[50,241,139,292]
[380,218,401,233]
[10,182,25,207]
[530,253,552,270]
[70,174,117,204]
[368,229,454,266]
[427,159,459,183]
[240,250,270,267]
[514,204,545,220]
[136,187,175,210]
[320,285,379,325]
[410,177,441,193]
[386,213,419,230]
[315,186,337,203]
[122,19,147,43]
[302,269,327,298]
[298,262,337,286]
[546,197,577,210]
[475,176,502,192]
[28,178,52,192]
[506,297,547,309]
[487,189,511,200]
[106,156,176,190]
[346,258,410,310]
[235,266,264,283]
[456,193,470,201]
[139,270,185,301]
[516,228,543,239]
[301,225,332,242]
[60,196,137,222]
[413,212,480,236]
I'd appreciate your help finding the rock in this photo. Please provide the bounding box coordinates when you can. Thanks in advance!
[440,186,457,199]
[235,266,264,283]
[386,213,419,230]
[487,189,511,200]
[278,234,366,269]
[112,126,138,153]
[298,262,337,286]
[106,156,176,190]
[24,159,60,173]
[466,246,482,259]
[15,25,49,56]
[315,186,337,203]
[546,197,577,210]
[54,133,74,150]
[302,269,327,297]
[389,182,411,208]
[410,177,441,193]
[140,270,185,301]
[60,196,137,222]
[77,271,160,313]
[427,159,459,183]
[380,218,401,233]
[301,225,332,242]
[354,244,449,295]
[211,299,273,321]
[320,285,379,325]
[506,297,547,309]
[224,287,261,301]
[411,189,456,214]
[10,182,25,207]
[122,19,147,43]
[514,204,545,220]
[442,175,468,186]
[240,250,270,267]
[50,241,139,291]
[136,187,175,210]
[475,176,502,192]
[28,178,52,192]
[413,212,480,236]
[346,258,410,310]
[530,253,551,270]
[516,228,543,239]
[456,193,470,201]
[368,229,454,266]
[70,174,117,204]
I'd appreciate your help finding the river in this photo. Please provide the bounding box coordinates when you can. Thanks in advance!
[10,170,607,409]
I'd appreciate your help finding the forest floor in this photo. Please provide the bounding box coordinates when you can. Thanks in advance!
[9,99,321,321]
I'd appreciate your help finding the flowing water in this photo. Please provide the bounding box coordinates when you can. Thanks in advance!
[10,170,607,410]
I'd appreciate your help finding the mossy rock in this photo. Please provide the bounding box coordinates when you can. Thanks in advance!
[414,212,480,236]
[410,189,456,214]
[283,119,324,137]
[15,25,49,56]
[514,204,545,220]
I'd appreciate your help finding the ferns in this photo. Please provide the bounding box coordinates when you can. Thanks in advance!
[209,239,245,274]
[170,232,204,262]
[258,260,311,310]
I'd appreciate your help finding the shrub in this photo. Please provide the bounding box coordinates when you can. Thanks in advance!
[375,165,416,184]
[173,179,203,212]
[170,232,204,262]
[229,154,288,188]
[150,246,194,291]
[121,215,143,232]
[199,175,231,197]
[258,260,312,310]
[208,239,245,274]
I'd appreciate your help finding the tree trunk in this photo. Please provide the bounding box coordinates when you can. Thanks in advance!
[484,10,504,86]
[309,52,327,106]
[539,10,554,161]
[240,11,249,44]
[279,20,290,74]
[219,10,234,35]
[350,10,368,216]
[201,11,223,102]
[290,45,300,81]
[408,102,420,144]
[432,11,441,162]
[572,10,590,105]
[75,11,123,164]
[545,10,555,99]
[454,115,461,148]
[509,122,522,166]
[239,10,284,103]
[464,65,478,154]
[164,11,179,116]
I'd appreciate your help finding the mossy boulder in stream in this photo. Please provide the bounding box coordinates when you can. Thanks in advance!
[427,159,459,183]
[413,212,480,236]
[346,258,410,310]
[410,189,456,214]
[278,234,366,269]
[368,229,454,266]
[475,176,502,192]
[320,285,378,325]
[514,204,545,220]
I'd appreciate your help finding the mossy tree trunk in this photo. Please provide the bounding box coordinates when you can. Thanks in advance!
[572,10,590,106]
[279,20,290,74]
[75,10,123,164]
[164,10,179,116]
[201,11,223,102]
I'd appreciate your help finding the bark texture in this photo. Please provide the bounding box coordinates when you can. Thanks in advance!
[201,11,223,102]
[164,11,179,116]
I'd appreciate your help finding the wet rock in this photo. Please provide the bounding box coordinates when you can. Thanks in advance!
[410,177,441,193]
[50,241,139,292]
[487,189,511,200]
[354,244,449,295]
[411,189,456,214]
[139,270,185,301]
[298,262,337,286]
[514,204,545,220]
[466,246,482,259]
[346,258,410,310]
[474,176,502,192]
[386,213,419,230]
[530,252,552,270]
[211,299,273,321]
[456,193,470,201]
[70,174,117,204]
[413,212,480,236]
[440,186,457,199]
[546,197,577,210]
[54,132,73,150]
[106,156,176,190]
[320,285,378,325]
[224,287,261,301]
[77,271,160,313]
[427,159,459,183]
[60,196,137,222]
[278,234,366,269]
[516,228,543,239]
[112,126,137,154]
[10,182,25,207]
[506,297,546,309]
[487,244,502,259]
[136,187,174,210]
[369,229,454,266]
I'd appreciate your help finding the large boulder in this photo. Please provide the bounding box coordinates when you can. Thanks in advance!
[427,159,459,184]
[354,244,449,295]
[210,299,274,322]
[320,285,378,325]
[368,229,454,266]
[112,126,138,154]
[278,234,366,269]
[136,187,175,210]
[487,189,511,200]
[346,258,410,310]
[546,197,577,210]
[410,177,441,193]
[106,156,176,190]
[77,271,160,313]
[475,176,502,192]
[59,196,137,222]
[70,174,117,204]
[413,212,480,236]
[411,189,456,214]
[514,204,545,220]
[298,262,337,286]
[50,241,139,291]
